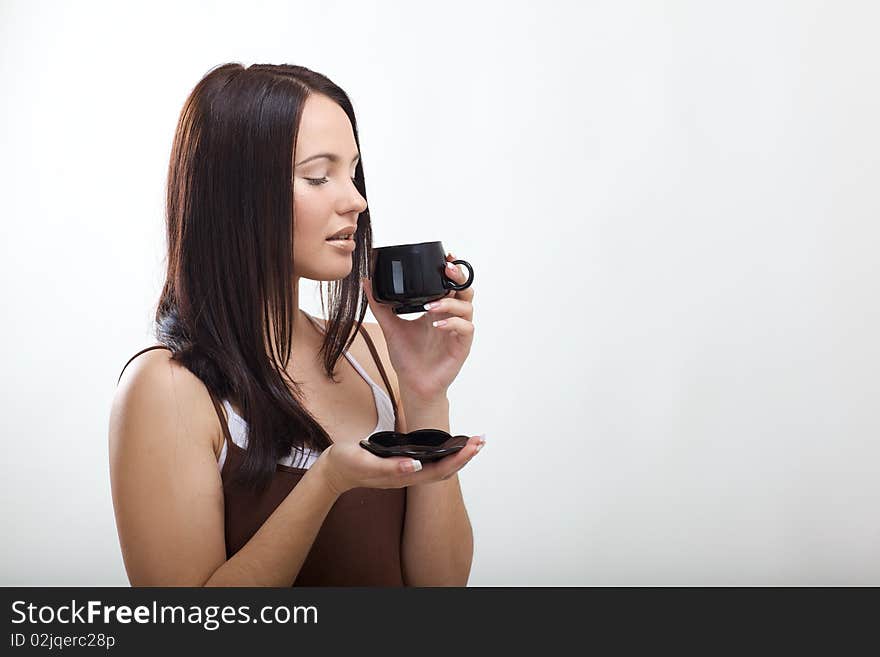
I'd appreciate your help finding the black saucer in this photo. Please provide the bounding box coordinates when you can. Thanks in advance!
[359,429,470,462]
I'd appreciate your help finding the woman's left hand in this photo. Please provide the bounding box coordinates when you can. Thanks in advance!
[361,252,475,403]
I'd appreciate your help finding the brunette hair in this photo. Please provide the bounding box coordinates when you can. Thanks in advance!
[155,62,373,495]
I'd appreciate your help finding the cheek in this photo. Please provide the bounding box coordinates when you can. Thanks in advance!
[292,195,328,245]
[293,179,329,205]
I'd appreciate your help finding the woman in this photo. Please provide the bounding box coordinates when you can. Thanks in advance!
[108,63,484,587]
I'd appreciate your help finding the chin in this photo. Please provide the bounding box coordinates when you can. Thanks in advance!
[308,263,354,283]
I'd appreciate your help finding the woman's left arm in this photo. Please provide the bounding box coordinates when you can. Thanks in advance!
[362,254,482,586]
[398,394,474,586]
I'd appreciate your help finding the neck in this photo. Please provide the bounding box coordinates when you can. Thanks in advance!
[264,276,324,368]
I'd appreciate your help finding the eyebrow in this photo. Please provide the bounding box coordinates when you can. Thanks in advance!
[295,152,360,167]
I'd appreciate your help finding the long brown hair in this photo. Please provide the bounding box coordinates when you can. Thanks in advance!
[155,62,373,495]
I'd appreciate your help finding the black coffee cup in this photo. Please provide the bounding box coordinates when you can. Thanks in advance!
[369,241,475,315]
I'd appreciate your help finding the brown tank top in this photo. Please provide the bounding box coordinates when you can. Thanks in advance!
[116,322,408,586]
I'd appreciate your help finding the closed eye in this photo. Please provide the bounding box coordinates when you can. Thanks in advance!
[305,176,358,186]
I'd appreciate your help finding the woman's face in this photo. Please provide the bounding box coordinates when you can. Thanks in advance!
[292,93,368,282]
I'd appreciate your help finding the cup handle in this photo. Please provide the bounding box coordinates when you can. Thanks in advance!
[442,260,475,291]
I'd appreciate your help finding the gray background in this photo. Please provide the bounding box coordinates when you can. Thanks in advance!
[1,0,878,585]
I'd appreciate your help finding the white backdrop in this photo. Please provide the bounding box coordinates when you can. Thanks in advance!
[1,0,878,585]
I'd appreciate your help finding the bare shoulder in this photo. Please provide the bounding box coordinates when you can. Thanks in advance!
[108,347,227,585]
[110,347,224,460]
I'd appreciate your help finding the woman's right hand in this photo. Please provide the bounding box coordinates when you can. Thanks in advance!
[315,437,485,496]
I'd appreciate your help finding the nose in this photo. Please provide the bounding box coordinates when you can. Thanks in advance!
[341,179,368,215]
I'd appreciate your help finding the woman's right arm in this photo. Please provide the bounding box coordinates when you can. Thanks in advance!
[108,350,341,587]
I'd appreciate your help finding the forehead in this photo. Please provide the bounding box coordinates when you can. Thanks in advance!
[294,94,357,157]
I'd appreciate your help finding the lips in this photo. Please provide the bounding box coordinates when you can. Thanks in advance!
[326,225,357,240]
[326,238,356,251]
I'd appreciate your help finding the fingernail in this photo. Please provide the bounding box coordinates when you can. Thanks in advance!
[479,433,487,445]
[405,459,422,472]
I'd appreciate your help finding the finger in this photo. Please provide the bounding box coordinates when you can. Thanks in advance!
[443,260,467,282]
[392,456,423,474]
[400,436,483,482]
[429,316,475,336]
[423,296,473,321]
[444,253,474,302]
[437,437,485,480]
